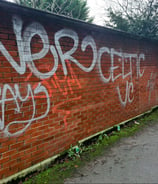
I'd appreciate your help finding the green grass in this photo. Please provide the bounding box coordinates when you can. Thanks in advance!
[23,159,83,184]
[22,108,158,184]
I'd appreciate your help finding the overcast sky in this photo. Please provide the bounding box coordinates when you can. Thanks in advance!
[87,0,106,25]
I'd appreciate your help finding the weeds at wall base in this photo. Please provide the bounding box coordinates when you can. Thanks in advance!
[8,108,158,184]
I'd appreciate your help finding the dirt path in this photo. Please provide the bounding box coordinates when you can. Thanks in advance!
[65,121,158,183]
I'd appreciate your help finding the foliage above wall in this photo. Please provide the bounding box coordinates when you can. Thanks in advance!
[106,0,158,40]
[14,0,93,22]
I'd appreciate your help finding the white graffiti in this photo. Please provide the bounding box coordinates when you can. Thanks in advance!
[0,15,146,136]
[98,48,145,106]
[98,48,144,83]
[0,83,50,137]
[0,15,145,81]
[117,81,134,107]
[0,16,98,79]
[55,29,97,75]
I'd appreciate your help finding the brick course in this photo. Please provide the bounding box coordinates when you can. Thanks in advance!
[0,1,158,180]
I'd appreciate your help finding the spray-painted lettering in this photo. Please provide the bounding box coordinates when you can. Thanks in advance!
[0,15,146,136]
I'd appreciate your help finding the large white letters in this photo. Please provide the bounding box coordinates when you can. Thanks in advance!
[0,15,146,136]
[0,83,50,137]
[55,29,97,75]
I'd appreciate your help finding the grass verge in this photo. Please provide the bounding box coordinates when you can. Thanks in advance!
[14,108,158,184]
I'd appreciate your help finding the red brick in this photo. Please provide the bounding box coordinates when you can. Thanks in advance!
[0,1,157,180]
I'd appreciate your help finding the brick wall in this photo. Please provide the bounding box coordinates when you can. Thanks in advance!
[0,1,158,180]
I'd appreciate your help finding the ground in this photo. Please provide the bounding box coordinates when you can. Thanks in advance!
[65,120,158,183]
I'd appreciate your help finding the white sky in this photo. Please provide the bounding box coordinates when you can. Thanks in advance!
[87,0,107,25]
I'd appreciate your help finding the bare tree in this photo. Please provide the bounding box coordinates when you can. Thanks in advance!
[105,0,158,39]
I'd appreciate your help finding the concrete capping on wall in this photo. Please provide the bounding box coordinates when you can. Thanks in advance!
[0,153,60,184]
[0,0,158,181]
[1,105,158,184]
